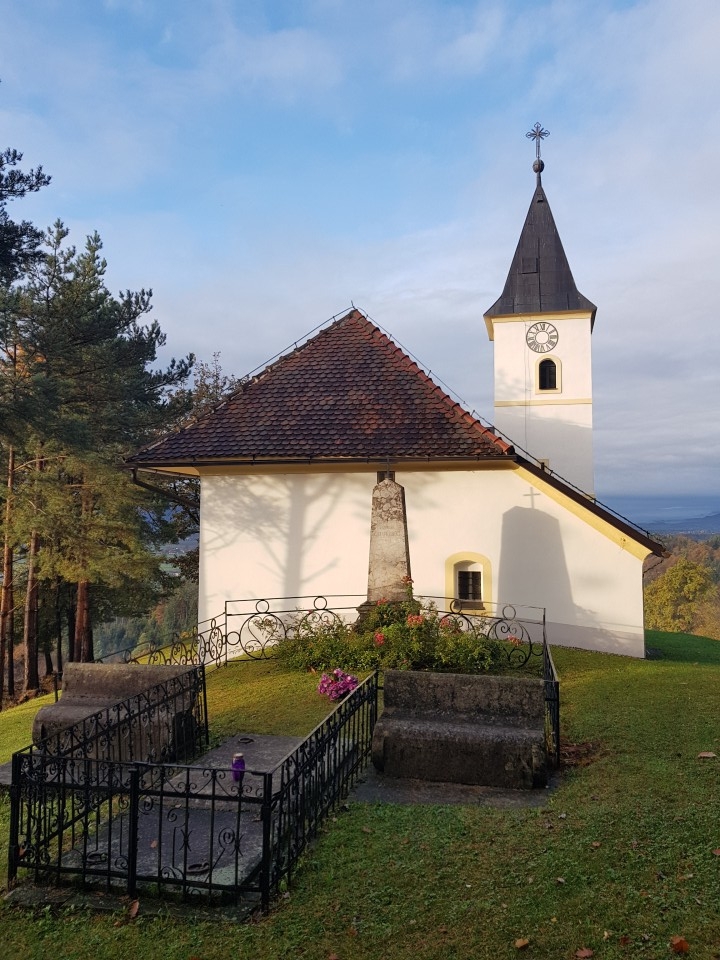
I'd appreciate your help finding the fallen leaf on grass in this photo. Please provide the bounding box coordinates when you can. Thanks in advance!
[697,752,717,759]
[556,877,566,884]
[361,826,372,834]
[670,935,690,953]
[328,954,340,960]
[591,841,601,848]
[127,899,139,919]
[603,931,611,941]
[575,949,594,958]
[713,849,720,856]
[619,935,631,946]
[514,938,530,949]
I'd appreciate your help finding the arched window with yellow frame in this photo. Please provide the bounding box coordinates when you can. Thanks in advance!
[537,356,561,392]
[444,552,493,611]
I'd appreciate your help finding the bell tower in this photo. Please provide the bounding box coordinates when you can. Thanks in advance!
[484,125,597,495]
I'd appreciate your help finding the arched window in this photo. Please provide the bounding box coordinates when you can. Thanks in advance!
[445,552,492,611]
[538,358,557,391]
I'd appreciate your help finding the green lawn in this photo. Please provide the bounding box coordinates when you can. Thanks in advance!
[1,635,719,959]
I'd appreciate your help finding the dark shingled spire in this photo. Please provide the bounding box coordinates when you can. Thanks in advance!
[484,172,597,324]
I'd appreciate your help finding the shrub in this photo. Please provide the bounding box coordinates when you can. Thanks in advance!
[274,597,505,675]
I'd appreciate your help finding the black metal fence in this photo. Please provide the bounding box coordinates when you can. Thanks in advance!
[99,594,559,767]
[8,671,378,911]
[8,666,209,888]
[103,594,546,667]
[30,665,208,765]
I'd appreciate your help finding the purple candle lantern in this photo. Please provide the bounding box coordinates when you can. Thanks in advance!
[231,752,246,784]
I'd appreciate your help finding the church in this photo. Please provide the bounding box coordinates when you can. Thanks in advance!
[128,145,662,658]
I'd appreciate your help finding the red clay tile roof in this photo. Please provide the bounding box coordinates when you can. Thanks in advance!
[128,309,514,467]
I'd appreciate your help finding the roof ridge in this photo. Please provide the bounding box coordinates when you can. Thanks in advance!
[354,315,513,455]
[128,307,514,466]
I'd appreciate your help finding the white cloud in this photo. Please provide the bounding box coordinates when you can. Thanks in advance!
[1,0,719,498]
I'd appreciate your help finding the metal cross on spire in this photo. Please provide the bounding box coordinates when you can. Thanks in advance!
[526,122,549,181]
[526,122,549,159]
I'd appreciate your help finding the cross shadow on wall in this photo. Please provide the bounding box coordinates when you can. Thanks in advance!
[496,503,597,634]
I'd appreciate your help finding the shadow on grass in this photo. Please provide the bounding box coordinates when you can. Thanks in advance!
[646,629,720,664]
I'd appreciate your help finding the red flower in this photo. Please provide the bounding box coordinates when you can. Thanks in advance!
[374,633,385,646]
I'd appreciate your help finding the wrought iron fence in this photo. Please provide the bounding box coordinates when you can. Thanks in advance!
[7,666,209,887]
[98,594,559,767]
[7,672,378,911]
[543,643,561,767]
[31,665,208,764]
[103,594,548,669]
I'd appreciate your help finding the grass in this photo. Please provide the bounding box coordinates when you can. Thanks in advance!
[0,635,719,959]
[0,691,56,765]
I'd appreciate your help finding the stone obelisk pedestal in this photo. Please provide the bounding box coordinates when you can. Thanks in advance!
[357,478,411,619]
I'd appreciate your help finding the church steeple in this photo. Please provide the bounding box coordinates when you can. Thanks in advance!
[484,126,596,495]
[485,126,596,323]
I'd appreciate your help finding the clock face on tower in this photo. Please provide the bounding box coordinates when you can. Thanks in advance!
[526,322,559,353]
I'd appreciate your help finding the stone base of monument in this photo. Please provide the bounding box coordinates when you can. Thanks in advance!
[371,670,548,790]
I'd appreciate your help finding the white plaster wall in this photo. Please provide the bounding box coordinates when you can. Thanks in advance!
[198,466,647,657]
[198,472,373,622]
[493,404,594,493]
[493,315,594,492]
[401,468,645,657]
[493,316,593,402]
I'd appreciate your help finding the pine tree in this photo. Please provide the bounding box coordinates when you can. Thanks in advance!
[4,223,192,688]
[0,137,50,704]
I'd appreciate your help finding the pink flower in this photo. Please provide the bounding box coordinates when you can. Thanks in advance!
[406,614,424,627]
[401,575,414,585]
[376,598,388,606]
[374,633,385,646]
[318,669,358,700]
[508,635,524,647]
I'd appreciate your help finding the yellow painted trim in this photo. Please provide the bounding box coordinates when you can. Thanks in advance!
[491,311,593,324]
[535,355,562,394]
[444,551,493,610]
[513,464,653,560]
[495,398,592,407]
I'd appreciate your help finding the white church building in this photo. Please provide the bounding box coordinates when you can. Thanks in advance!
[129,158,662,658]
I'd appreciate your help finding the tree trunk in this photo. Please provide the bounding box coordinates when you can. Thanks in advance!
[54,579,63,675]
[0,445,14,708]
[23,528,40,693]
[67,592,76,664]
[75,579,93,662]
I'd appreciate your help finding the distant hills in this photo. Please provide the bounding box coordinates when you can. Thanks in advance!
[600,496,720,540]
[647,513,720,537]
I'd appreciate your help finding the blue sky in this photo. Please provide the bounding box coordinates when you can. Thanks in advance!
[2,0,719,500]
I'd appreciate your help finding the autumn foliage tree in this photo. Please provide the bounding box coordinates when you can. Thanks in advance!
[644,557,715,634]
